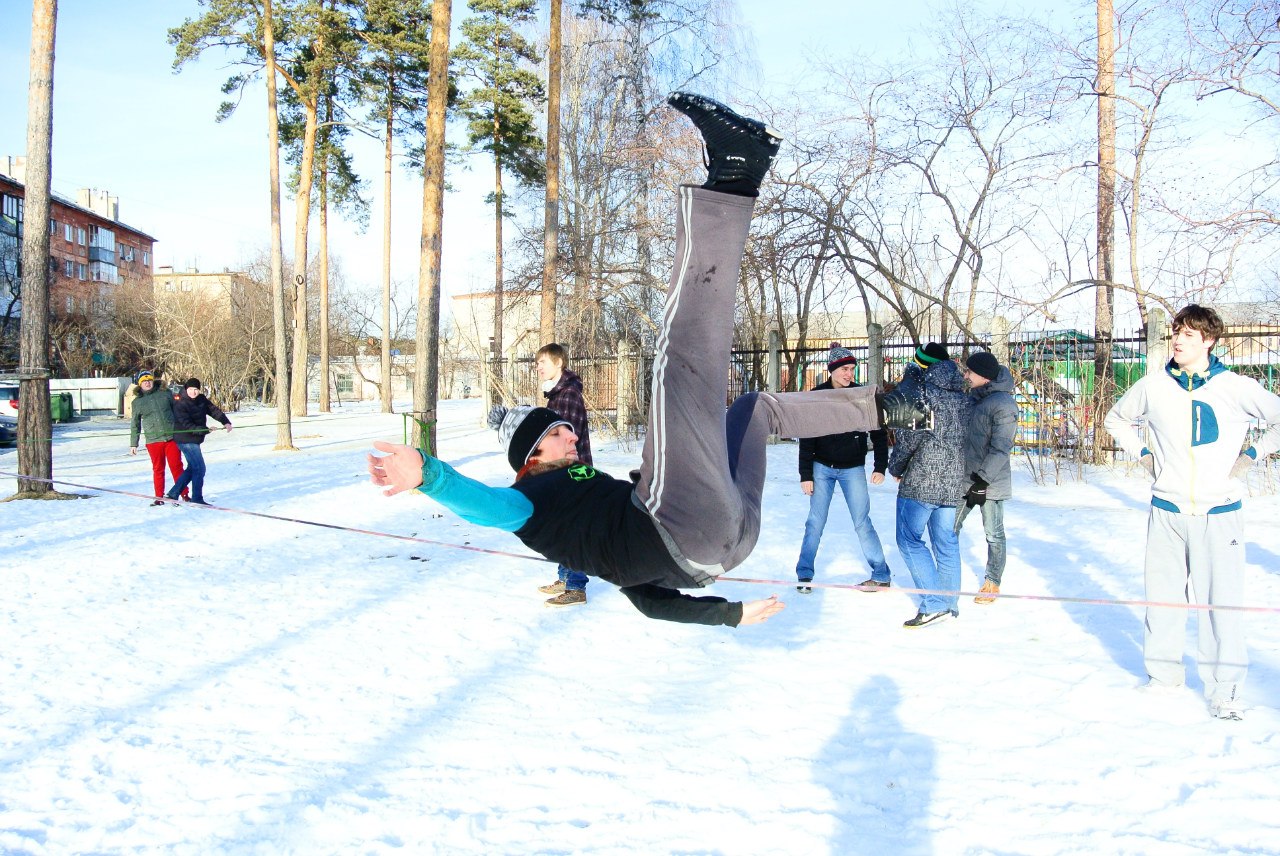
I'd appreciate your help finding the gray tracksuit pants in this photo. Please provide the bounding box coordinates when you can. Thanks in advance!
[1143,505,1248,703]
[633,186,881,578]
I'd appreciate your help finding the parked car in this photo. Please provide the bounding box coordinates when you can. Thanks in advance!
[0,413,15,448]
[0,384,17,418]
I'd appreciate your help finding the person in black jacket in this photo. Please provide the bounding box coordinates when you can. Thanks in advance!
[166,378,232,505]
[368,93,924,628]
[794,345,892,594]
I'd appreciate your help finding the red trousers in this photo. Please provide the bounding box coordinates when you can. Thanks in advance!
[145,440,186,498]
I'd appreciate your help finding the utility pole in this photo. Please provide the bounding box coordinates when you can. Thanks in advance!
[16,0,57,497]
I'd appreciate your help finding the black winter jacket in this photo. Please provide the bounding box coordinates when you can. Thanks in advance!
[510,463,743,627]
[798,378,888,480]
[172,393,232,444]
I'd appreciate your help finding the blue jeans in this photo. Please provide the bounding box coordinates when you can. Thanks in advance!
[171,443,207,502]
[896,496,960,615]
[558,565,588,592]
[795,462,890,583]
[980,500,1007,585]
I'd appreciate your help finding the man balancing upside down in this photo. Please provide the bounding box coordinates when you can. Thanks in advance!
[368,92,926,627]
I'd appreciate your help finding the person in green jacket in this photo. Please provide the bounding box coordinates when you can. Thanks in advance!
[128,370,186,506]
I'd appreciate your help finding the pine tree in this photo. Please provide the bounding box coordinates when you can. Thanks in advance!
[453,0,545,373]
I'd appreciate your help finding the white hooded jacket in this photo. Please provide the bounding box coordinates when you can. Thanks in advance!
[1104,356,1280,515]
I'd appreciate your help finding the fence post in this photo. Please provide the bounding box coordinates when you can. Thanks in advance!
[1146,307,1169,375]
[616,340,637,432]
[483,354,497,418]
[767,328,781,393]
[867,323,884,388]
[991,315,1010,367]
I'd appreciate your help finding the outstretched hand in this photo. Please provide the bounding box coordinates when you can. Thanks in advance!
[739,595,785,625]
[367,440,426,496]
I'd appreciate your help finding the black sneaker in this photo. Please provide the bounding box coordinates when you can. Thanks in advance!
[796,583,813,594]
[876,389,933,431]
[858,579,891,591]
[666,91,782,196]
[903,610,952,629]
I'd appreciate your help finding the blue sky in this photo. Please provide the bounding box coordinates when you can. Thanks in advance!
[0,0,959,300]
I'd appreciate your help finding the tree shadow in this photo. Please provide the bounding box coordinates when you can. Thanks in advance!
[1010,520,1146,679]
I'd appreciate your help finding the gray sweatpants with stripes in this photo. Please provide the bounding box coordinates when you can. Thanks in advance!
[1144,505,1248,704]
[632,186,881,582]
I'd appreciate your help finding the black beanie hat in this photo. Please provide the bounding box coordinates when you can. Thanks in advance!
[487,404,573,471]
[184,377,202,390]
[913,342,949,368]
[966,351,1001,381]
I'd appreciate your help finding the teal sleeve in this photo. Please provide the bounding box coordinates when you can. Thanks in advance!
[416,453,533,532]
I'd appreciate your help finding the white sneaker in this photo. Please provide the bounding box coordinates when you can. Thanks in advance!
[1137,678,1182,693]
[1210,700,1245,721]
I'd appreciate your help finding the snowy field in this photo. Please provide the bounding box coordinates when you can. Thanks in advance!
[1,398,1278,855]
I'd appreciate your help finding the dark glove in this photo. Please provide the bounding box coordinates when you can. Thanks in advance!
[964,474,988,507]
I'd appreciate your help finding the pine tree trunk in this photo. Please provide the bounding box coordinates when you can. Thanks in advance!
[318,159,330,412]
[290,103,319,417]
[413,0,452,454]
[539,0,561,343]
[264,0,294,450]
[16,0,57,496]
[381,92,394,413]
[1094,0,1116,463]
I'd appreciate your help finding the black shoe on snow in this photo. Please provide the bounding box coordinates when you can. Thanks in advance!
[903,610,953,629]
[796,583,813,594]
[667,91,782,197]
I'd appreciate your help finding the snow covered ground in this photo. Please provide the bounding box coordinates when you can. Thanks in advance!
[2,398,1278,855]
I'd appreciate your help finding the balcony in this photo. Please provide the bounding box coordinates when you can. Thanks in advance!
[88,246,116,264]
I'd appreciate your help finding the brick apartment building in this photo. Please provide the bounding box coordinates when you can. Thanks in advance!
[1,156,157,373]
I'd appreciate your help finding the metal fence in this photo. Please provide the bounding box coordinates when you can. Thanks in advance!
[483,325,1280,469]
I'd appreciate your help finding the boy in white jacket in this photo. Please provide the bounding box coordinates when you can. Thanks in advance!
[1104,304,1280,720]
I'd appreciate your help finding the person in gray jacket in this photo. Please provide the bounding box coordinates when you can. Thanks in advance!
[888,347,972,628]
[959,351,1019,603]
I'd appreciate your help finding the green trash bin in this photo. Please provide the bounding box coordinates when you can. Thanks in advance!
[50,392,74,423]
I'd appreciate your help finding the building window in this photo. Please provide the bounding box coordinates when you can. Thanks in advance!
[50,218,57,235]
[64,223,73,242]
[76,227,86,246]
[142,250,150,267]
[89,261,118,284]
[77,263,87,280]
[336,374,354,394]
[180,279,192,292]
[48,257,56,274]
[65,259,74,277]
[164,279,175,292]
[66,295,73,313]
[1,193,21,223]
